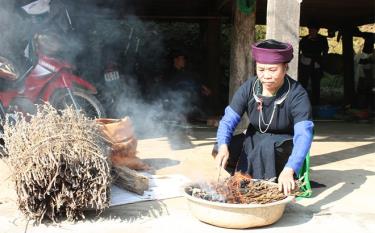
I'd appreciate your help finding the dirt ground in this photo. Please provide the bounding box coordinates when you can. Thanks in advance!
[0,121,374,233]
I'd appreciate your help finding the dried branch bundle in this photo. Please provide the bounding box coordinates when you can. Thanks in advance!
[1,104,111,222]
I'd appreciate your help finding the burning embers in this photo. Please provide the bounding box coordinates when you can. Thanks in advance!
[186,173,297,204]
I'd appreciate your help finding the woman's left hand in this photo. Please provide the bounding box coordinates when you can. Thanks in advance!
[278,167,295,195]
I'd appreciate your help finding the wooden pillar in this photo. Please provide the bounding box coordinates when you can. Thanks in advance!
[266,0,301,80]
[229,2,256,131]
[206,18,221,112]
[342,28,355,106]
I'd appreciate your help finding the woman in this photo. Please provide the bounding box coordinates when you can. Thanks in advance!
[215,39,314,195]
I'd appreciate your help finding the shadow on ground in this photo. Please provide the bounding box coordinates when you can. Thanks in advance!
[135,121,217,150]
[143,158,180,171]
[269,168,375,228]
[270,136,375,228]
[314,122,375,142]
[311,142,375,167]
[84,200,169,224]
[165,125,216,150]
[309,169,375,208]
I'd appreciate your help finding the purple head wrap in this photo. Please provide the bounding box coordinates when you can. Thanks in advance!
[251,40,294,64]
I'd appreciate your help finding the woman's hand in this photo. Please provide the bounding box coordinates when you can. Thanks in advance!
[278,167,295,195]
[215,144,229,168]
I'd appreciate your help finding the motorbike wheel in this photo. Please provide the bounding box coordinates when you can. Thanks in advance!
[50,89,106,119]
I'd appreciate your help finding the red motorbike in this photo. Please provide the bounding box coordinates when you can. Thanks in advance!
[0,34,105,120]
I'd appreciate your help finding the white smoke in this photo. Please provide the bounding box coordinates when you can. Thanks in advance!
[0,1,201,149]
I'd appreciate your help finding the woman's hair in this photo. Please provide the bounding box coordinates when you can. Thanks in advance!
[255,39,288,50]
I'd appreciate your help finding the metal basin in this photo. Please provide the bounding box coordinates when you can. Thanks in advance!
[184,182,294,229]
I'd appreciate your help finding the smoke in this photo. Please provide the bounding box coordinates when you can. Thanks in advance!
[0,0,85,71]
[86,15,201,141]
[188,182,227,203]
[0,1,29,65]
[109,71,196,145]
[0,0,201,148]
[86,16,199,146]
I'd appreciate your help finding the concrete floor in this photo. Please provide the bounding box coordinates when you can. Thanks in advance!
[0,121,374,233]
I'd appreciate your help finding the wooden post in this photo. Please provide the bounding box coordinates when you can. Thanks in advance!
[266,0,301,80]
[229,2,256,131]
[342,28,355,106]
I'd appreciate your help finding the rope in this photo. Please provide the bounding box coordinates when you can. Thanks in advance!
[237,0,257,15]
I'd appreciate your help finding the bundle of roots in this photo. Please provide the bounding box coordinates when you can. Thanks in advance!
[189,173,301,204]
[1,104,111,222]
[217,173,286,204]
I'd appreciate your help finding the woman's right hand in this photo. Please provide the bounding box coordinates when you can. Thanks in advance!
[215,144,230,168]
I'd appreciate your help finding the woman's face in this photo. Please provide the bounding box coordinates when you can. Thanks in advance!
[256,63,287,94]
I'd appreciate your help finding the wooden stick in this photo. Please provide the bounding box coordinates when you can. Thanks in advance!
[113,166,149,195]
